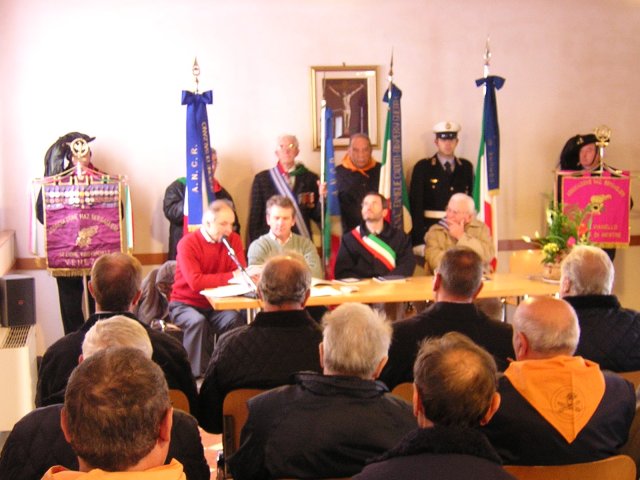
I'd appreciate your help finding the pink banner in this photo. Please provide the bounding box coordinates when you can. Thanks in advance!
[44,183,122,274]
[561,172,630,247]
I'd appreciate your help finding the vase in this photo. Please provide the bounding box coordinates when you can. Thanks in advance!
[542,261,562,282]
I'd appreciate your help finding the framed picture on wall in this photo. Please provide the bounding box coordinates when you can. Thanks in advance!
[311,65,378,150]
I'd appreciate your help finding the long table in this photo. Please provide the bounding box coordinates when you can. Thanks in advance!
[204,273,559,311]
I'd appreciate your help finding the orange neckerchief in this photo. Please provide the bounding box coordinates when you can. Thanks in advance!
[504,355,605,443]
[340,153,377,176]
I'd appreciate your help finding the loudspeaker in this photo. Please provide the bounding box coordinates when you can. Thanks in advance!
[0,275,36,327]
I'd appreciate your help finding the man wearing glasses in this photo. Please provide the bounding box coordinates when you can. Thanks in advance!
[247,134,321,244]
[424,193,494,274]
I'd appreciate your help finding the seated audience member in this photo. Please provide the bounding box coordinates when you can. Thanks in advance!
[560,245,640,372]
[335,192,415,279]
[169,199,246,377]
[0,316,209,480]
[380,247,514,390]
[482,297,635,465]
[247,195,323,278]
[163,148,239,260]
[355,333,514,480]
[248,134,321,243]
[198,254,322,433]
[36,253,198,415]
[134,260,176,326]
[424,193,494,274]
[336,133,381,232]
[227,303,415,480]
[41,347,185,479]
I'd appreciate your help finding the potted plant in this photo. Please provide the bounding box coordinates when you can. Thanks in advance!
[523,203,593,280]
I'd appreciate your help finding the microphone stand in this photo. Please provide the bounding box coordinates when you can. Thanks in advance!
[221,236,257,298]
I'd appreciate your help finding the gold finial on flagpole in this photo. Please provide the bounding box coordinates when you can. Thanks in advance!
[483,36,491,78]
[387,48,394,97]
[192,57,200,94]
[594,125,611,172]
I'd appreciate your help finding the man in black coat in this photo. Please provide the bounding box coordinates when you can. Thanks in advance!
[163,148,239,260]
[335,133,381,232]
[335,192,415,279]
[198,254,322,433]
[247,134,321,243]
[379,247,513,390]
[409,121,474,248]
[35,253,199,417]
[227,302,415,480]
[1,316,208,480]
[560,245,640,372]
[354,333,514,480]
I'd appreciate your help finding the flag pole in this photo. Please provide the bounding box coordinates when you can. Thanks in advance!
[320,76,327,269]
[192,57,200,94]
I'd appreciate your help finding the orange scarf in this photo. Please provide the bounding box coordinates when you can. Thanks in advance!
[504,356,605,443]
[340,153,377,176]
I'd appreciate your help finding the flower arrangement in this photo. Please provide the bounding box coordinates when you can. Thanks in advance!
[523,203,593,265]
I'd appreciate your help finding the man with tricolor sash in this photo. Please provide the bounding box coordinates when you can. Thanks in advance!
[247,134,321,244]
[481,296,635,465]
[335,192,414,280]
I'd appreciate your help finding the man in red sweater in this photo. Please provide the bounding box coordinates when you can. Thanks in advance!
[169,200,246,377]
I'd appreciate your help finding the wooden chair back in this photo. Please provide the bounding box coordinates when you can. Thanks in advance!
[620,404,640,472]
[168,388,190,413]
[503,455,636,480]
[619,370,640,390]
[390,382,413,404]
[222,388,265,455]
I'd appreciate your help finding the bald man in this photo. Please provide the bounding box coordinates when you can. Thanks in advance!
[481,297,635,466]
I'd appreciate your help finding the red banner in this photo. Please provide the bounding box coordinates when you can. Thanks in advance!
[44,183,123,275]
[561,172,630,247]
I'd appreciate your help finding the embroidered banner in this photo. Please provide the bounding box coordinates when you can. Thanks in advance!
[43,182,123,275]
[561,173,631,247]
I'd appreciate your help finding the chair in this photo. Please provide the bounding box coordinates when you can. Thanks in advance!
[221,388,265,477]
[619,370,640,390]
[390,382,413,404]
[168,389,190,413]
[503,454,636,480]
[620,404,640,471]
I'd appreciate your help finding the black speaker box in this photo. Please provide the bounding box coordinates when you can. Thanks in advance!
[0,275,36,327]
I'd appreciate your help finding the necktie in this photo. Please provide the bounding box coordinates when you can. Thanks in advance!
[444,161,452,175]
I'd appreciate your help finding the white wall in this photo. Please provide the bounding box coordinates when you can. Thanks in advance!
[1,0,639,351]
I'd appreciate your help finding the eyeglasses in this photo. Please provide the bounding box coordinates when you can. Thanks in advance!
[279,143,297,150]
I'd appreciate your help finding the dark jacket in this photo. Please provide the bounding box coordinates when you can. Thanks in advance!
[482,370,635,465]
[379,302,514,390]
[247,168,320,244]
[0,404,209,480]
[409,155,474,245]
[335,163,381,232]
[198,310,322,433]
[35,312,199,419]
[354,426,515,480]
[227,372,416,480]
[565,294,640,372]
[163,178,238,261]
[335,222,415,279]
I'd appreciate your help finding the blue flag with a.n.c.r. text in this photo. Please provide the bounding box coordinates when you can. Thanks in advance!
[181,90,216,231]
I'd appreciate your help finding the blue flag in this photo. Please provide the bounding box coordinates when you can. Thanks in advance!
[322,106,342,278]
[181,90,215,231]
[474,76,505,193]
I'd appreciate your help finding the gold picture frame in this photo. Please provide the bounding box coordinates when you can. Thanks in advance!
[311,65,378,150]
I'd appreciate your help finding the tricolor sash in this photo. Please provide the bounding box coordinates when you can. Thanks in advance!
[269,166,311,239]
[351,226,396,271]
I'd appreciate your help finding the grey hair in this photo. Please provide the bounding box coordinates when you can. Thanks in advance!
[448,193,476,215]
[322,303,391,378]
[561,245,614,295]
[258,253,311,305]
[201,199,234,225]
[277,134,299,149]
[513,299,580,356]
[82,315,152,359]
